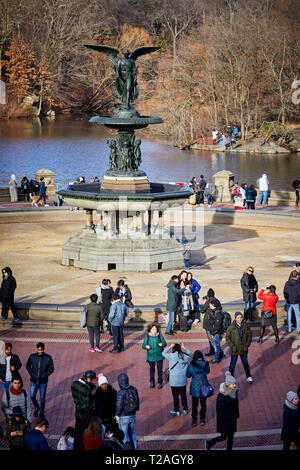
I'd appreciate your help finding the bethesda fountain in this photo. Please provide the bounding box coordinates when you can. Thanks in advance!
[58,43,192,272]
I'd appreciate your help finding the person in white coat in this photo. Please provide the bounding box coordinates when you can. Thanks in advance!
[257,174,269,205]
[9,175,18,202]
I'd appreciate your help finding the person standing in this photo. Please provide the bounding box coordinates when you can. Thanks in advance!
[292,177,300,208]
[257,286,279,343]
[187,272,201,324]
[180,282,194,332]
[0,342,22,393]
[165,275,186,336]
[24,418,50,450]
[34,177,49,207]
[162,343,191,416]
[283,270,300,334]
[71,370,97,451]
[0,267,20,322]
[115,280,134,308]
[116,373,140,450]
[207,299,224,364]
[21,175,30,202]
[142,322,167,389]
[198,175,206,204]
[9,174,18,202]
[212,129,218,144]
[281,391,300,451]
[96,279,114,334]
[108,293,129,353]
[25,342,54,418]
[233,125,239,142]
[227,126,233,145]
[6,405,30,451]
[94,375,117,434]
[1,377,32,425]
[258,173,269,205]
[186,350,210,426]
[240,266,258,321]
[86,293,105,353]
[225,312,253,384]
[245,184,257,210]
[201,289,222,357]
[206,372,239,451]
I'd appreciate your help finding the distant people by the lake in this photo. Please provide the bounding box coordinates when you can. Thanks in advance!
[212,129,218,144]
[9,174,18,202]
[233,125,239,142]
[227,126,233,144]
[90,176,99,183]
[257,173,269,205]
[21,175,30,202]
[245,184,257,210]
[292,177,300,208]
[34,177,48,207]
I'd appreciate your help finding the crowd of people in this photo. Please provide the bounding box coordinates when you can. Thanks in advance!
[8,173,50,207]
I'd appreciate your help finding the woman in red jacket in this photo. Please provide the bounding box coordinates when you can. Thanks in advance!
[257,285,279,343]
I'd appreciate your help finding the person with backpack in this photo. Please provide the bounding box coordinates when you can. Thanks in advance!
[225,312,253,384]
[186,350,210,426]
[142,322,167,389]
[201,289,222,357]
[206,299,225,364]
[162,343,191,416]
[115,373,140,450]
[1,377,32,425]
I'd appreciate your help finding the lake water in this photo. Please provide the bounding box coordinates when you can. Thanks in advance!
[0,115,299,190]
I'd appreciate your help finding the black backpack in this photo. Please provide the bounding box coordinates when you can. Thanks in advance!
[124,386,139,413]
[223,312,232,331]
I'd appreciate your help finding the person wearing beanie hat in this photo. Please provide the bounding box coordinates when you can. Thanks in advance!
[281,391,300,450]
[206,299,225,363]
[206,372,239,451]
[200,289,222,357]
[94,374,117,435]
[0,342,22,393]
[225,311,253,384]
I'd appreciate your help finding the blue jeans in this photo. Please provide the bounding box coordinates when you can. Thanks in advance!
[210,333,222,361]
[166,311,175,333]
[118,415,138,450]
[30,382,47,413]
[111,325,124,351]
[287,303,300,331]
[184,259,190,269]
[259,190,268,204]
[244,299,255,311]
[1,381,11,393]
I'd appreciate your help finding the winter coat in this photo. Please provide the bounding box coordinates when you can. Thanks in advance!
[6,418,30,448]
[71,378,93,411]
[115,285,133,307]
[108,300,128,326]
[186,358,210,397]
[245,187,257,201]
[201,298,222,331]
[240,273,258,302]
[25,352,54,385]
[216,384,239,434]
[226,320,252,356]
[9,177,18,202]
[166,280,185,312]
[116,373,139,417]
[38,181,46,196]
[182,288,193,314]
[257,289,278,316]
[258,174,269,191]
[207,308,224,335]
[86,302,105,327]
[24,429,50,450]
[1,387,32,423]
[0,353,22,382]
[142,332,167,362]
[21,177,30,192]
[94,384,117,422]
[283,279,300,305]
[190,278,201,307]
[0,267,17,300]
[161,347,191,387]
[281,404,300,441]
[96,285,114,316]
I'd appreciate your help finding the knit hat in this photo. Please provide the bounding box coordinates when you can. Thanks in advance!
[235,311,243,319]
[209,298,219,308]
[225,371,236,385]
[207,288,215,297]
[286,391,298,403]
[98,374,109,387]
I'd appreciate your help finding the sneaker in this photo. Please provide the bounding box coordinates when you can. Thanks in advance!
[39,412,45,418]
[192,420,197,427]
[205,440,212,451]
[170,410,180,416]
[89,348,95,352]
[94,347,103,352]
[193,319,200,325]
[13,318,21,322]
[109,349,119,353]
[150,382,155,388]
[200,419,206,426]
[247,376,253,384]
[257,338,263,344]
[157,384,163,389]
[183,410,189,415]
[34,203,38,207]
[33,408,40,417]
[44,204,49,207]
[165,331,174,335]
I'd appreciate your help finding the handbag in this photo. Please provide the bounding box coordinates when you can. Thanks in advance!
[163,361,179,383]
[262,309,273,319]
[198,374,214,398]
[80,306,87,328]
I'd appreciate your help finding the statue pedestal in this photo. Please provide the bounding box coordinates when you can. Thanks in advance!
[101,175,151,192]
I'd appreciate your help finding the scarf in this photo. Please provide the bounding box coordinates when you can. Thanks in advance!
[285,400,298,411]
[10,386,23,396]
[220,382,239,400]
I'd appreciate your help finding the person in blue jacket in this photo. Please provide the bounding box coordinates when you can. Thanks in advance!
[186,350,210,426]
[24,418,51,450]
[34,177,48,207]
[187,272,201,324]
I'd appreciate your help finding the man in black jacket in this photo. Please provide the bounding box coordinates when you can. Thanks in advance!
[207,299,224,364]
[26,342,54,419]
[0,267,20,322]
[284,270,300,333]
[0,342,22,393]
[201,289,222,357]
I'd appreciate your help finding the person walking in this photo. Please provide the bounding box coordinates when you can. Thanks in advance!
[206,371,239,451]
[245,184,257,210]
[24,418,51,450]
[21,175,30,202]
[207,298,224,364]
[96,279,114,334]
[165,275,186,336]
[257,285,279,343]
[1,377,32,425]
[186,350,210,426]
[9,174,18,202]
[187,272,201,325]
[57,426,75,450]
[183,240,191,270]
[292,177,300,208]
[281,391,300,451]
[6,405,30,451]
[0,342,22,393]
[0,267,20,322]
[258,173,269,205]
[115,280,134,308]
[283,270,300,334]
[94,374,117,435]
[83,416,103,450]
[86,293,105,353]
[71,370,97,451]
[142,322,167,389]
[162,343,191,416]
[25,342,54,418]
[225,312,253,383]
[115,373,140,450]
[108,293,129,353]
[34,177,49,207]
[201,289,222,357]
[240,266,258,321]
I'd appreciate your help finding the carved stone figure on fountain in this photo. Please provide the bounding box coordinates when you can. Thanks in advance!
[107,139,118,170]
[134,139,142,168]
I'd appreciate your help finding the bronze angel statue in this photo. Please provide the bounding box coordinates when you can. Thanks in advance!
[85,45,160,109]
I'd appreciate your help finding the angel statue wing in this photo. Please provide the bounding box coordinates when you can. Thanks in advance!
[130,46,161,61]
[84,44,120,65]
